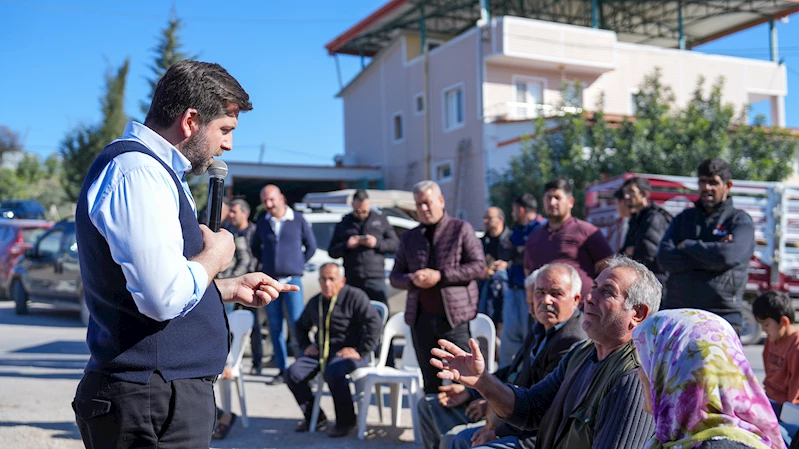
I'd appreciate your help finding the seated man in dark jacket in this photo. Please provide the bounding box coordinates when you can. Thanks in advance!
[286,263,383,438]
[418,263,587,449]
[432,256,659,449]
[657,158,755,333]
[620,177,671,285]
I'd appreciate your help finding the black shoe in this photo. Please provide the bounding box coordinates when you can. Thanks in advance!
[295,412,327,432]
[268,371,285,385]
[327,423,355,438]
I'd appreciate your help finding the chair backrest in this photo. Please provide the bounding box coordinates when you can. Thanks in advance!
[782,402,799,426]
[227,310,255,373]
[377,312,412,368]
[371,300,389,328]
[469,313,497,373]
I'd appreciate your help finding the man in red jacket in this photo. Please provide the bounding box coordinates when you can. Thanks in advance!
[390,180,486,394]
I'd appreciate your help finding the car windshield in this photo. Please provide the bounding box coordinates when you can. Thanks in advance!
[22,228,48,243]
[311,222,336,252]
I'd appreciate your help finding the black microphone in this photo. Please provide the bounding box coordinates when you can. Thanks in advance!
[206,160,228,232]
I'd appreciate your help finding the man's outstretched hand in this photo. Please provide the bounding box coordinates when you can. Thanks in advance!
[216,273,299,307]
[430,338,486,389]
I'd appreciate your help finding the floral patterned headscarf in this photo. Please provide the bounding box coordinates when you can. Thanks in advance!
[632,309,784,449]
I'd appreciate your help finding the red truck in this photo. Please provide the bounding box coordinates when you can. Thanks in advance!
[585,173,798,345]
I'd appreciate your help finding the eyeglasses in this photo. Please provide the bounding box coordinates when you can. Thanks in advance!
[354,209,369,214]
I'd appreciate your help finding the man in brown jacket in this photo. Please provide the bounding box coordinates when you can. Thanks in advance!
[390,180,486,394]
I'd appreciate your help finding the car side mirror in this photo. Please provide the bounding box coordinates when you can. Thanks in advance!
[24,248,36,258]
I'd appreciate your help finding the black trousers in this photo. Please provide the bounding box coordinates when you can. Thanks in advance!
[286,355,370,426]
[347,277,395,367]
[73,371,216,449]
[412,313,471,395]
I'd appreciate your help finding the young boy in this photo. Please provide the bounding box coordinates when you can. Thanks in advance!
[753,291,799,408]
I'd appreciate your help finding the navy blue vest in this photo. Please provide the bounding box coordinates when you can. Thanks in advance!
[76,140,229,384]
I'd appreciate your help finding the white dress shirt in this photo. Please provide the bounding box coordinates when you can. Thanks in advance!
[266,207,295,240]
[86,121,209,322]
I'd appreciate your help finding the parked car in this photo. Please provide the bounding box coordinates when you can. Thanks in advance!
[0,219,53,298]
[0,199,47,220]
[298,204,419,301]
[8,220,88,324]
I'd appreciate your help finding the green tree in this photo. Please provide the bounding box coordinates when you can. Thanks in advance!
[15,153,45,185]
[491,69,798,218]
[140,13,208,211]
[60,58,130,201]
[140,12,197,116]
[0,125,23,167]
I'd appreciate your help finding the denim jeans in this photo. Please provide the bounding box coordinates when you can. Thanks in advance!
[499,287,529,367]
[449,425,520,449]
[478,270,507,326]
[265,277,303,372]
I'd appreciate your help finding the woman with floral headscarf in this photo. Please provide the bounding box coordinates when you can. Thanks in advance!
[633,308,785,449]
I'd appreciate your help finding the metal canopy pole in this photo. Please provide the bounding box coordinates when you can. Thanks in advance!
[770,19,779,63]
[677,0,686,50]
[591,0,599,28]
[421,2,431,181]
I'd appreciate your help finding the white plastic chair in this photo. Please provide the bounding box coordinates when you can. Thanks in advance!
[469,313,497,373]
[782,401,799,426]
[219,310,254,427]
[309,300,390,432]
[354,312,424,442]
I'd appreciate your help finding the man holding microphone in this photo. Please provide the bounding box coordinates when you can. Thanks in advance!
[72,60,297,449]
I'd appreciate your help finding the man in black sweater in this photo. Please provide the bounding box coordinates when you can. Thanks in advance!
[328,189,399,305]
[286,263,383,438]
[620,177,671,285]
[657,158,755,333]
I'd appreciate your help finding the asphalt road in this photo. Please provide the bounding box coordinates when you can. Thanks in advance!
[0,300,767,449]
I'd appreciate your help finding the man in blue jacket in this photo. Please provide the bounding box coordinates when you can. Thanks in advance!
[252,184,317,384]
[657,158,755,333]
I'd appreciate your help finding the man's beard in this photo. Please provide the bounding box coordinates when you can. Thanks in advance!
[182,129,212,175]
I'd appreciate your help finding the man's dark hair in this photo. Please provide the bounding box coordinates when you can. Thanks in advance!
[145,60,253,129]
[622,177,652,197]
[352,189,369,203]
[613,188,624,200]
[753,290,795,323]
[697,158,732,183]
[513,193,537,212]
[544,179,573,197]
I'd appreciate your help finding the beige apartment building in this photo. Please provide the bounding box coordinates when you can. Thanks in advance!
[326,1,797,225]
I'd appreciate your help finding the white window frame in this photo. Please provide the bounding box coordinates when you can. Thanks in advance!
[392,111,404,144]
[442,83,466,132]
[511,75,547,119]
[414,92,425,116]
[628,88,640,116]
[434,160,454,184]
[562,80,584,109]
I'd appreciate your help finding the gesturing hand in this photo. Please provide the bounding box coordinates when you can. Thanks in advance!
[430,338,486,389]
[218,273,299,307]
[437,383,470,408]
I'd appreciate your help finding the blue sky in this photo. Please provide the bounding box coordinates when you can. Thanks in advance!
[1,1,798,166]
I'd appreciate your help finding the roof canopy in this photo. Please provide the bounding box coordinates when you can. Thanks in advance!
[325,0,799,56]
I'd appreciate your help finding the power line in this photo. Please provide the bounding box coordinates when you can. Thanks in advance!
[1,0,353,24]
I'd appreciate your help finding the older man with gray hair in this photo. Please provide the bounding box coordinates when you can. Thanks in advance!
[431,255,660,449]
[443,263,589,449]
[391,180,485,394]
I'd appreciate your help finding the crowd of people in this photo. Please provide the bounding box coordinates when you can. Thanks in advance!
[71,59,799,449]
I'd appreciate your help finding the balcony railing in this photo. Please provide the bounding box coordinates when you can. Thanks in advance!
[485,102,583,122]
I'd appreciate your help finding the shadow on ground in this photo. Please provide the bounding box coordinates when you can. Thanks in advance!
[0,420,81,441]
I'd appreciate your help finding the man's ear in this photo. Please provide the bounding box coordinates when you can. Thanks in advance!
[180,109,201,138]
[781,315,792,328]
[631,304,650,327]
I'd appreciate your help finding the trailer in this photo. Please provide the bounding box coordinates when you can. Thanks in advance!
[585,173,799,345]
